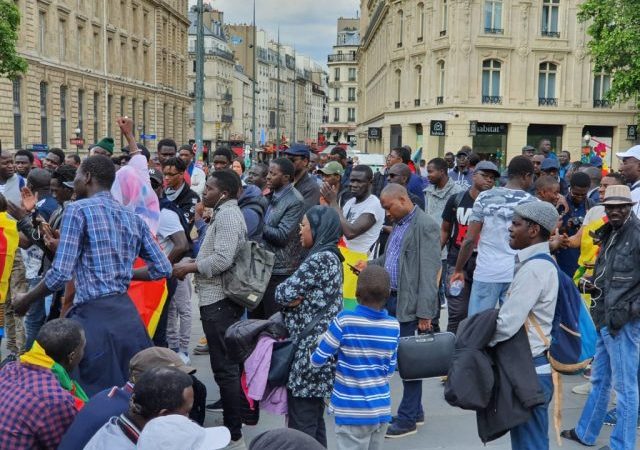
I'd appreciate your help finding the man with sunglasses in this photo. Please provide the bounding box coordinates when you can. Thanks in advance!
[284,144,320,211]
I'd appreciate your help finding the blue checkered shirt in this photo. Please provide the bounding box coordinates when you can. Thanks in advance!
[384,206,418,290]
[44,191,172,303]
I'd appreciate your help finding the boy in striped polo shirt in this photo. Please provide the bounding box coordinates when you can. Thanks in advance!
[311,265,400,450]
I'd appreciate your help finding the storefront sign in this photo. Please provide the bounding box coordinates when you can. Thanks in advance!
[430,120,446,136]
[473,122,508,135]
[368,127,382,139]
[627,125,638,141]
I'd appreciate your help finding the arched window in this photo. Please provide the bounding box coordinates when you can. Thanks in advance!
[415,65,422,105]
[395,69,402,108]
[482,59,502,104]
[437,61,445,103]
[538,62,558,106]
[397,10,404,47]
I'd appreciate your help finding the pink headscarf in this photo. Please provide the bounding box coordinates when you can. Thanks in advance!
[111,154,160,235]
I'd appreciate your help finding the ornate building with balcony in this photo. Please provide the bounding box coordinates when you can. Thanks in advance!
[0,0,190,153]
[187,8,234,147]
[357,0,637,167]
[327,17,360,145]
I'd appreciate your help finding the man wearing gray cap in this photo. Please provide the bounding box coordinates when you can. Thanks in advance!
[440,160,499,334]
[489,201,560,449]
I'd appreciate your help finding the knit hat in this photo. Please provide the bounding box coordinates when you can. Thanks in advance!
[513,201,560,234]
[94,137,115,154]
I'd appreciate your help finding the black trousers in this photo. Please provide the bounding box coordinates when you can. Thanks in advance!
[248,273,289,320]
[287,390,327,447]
[153,276,177,347]
[445,253,476,335]
[201,298,245,441]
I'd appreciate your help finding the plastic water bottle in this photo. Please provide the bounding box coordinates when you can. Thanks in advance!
[449,280,464,297]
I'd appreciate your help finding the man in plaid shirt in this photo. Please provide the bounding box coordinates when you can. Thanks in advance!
[0,319,86,449]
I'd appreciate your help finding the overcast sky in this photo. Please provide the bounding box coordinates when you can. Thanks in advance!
[190,0,360,66]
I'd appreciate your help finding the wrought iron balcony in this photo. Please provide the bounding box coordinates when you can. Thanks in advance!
[397,42,402,48]
[484,27,504,35]
[439,30,447,37]
[414,99,421,106]
[593,99,611,108]
[222,93,232,102]
[538,97,558,106]
[327,53,356,63]
[394,101,400,109]
[482,95,502,104]
[436,96,444,105]
[541,30,560,38]
[221,114,233,123]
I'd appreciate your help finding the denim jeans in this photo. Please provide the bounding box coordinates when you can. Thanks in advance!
[395,320,424,429]
[468,280,510,316]
[510,354,554,450]
[575,320,640,450]
[24,277,46,351]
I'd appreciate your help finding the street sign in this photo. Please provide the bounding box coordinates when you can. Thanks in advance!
[140,134,156,140]
[31,144,49,151]
[430,120,446,136]
[70,138,85,146]
[368,127,382,139]
[627,125,638,141]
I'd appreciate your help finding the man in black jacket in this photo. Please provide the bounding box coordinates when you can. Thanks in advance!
[284,144,320,211]
[162,157,200,233]
[250,158,305,320]
[562,185,640,450]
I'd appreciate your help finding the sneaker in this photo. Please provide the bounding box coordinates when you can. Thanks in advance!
[385,422,417,438]
[198,336,207,345]
[206,399,223,412]
[603,409,640,428]
[178,352,191,365]
[193,343,209,355]
[571,382,592,395]
[225,437,246,449]
[390,413,425,426]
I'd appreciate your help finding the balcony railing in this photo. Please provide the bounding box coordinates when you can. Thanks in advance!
[436,96,444,105]
[439,30,447,37]
[414,99,420,106]
[221,115,233,123]
[327,53,356,63]
[222,93,232,102]
[484,27,504,35]
[593,99,611,108]
[348,77,356,82]
[482,95,502,104]
[541,30,560,38]
[348,97,356,102]
[394,101,400,109]
[538,97,558,106]
[397,42,402,48]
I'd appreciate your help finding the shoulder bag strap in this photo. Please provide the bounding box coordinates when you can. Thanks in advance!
[294,302,334,344]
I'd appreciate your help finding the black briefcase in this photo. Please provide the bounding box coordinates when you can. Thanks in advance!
[397,331,456,380]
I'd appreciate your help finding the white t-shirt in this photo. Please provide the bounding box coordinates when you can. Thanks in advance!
[631,180,640,217]
[470,187,536,283]
[157,208,184,256]
[342,195,386,254]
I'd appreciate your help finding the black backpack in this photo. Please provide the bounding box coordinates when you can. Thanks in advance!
[159,197,194,258]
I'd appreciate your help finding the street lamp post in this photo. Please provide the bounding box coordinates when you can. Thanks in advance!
[74,127,81,155]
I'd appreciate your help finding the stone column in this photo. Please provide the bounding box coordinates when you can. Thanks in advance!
[507,123,529,161]
[563,125,584,160]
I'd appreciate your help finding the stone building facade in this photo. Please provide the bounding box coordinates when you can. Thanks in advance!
[357,0,638,168]
[327,17,360,145]
[0,0,190,154]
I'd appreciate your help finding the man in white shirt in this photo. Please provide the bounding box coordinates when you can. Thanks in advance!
[617,145,640,217]
[321,165,385,255]
[178,145,206,197]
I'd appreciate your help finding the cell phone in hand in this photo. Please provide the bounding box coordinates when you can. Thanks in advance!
[347,263,361,275]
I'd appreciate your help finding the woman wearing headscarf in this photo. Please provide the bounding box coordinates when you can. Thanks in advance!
[275,205,344,447]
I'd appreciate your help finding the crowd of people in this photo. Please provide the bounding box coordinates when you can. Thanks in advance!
[0,117,638,450]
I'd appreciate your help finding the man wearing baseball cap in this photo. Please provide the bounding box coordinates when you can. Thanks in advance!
[284,144,320,211]
[58,347,198,449]
[489,201,561,449]
[448,146,474,189]
[616,144,640,217]
[562,184,640,450]
[318,161,351,207]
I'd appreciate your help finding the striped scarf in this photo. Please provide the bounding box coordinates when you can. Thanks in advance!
[20,341,89,410]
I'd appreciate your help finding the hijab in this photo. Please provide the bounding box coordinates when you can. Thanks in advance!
[111,154,160,235]
[305,205,343,260]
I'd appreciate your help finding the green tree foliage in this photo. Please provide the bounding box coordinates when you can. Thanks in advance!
[0,0,28,79]
[578,1,640,111]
